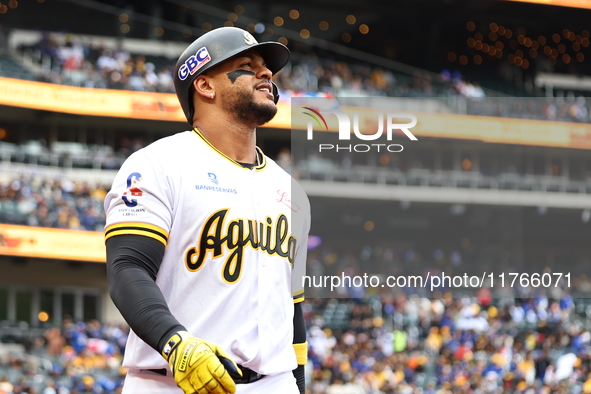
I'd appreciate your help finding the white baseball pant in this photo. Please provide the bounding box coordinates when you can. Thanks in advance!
[122,369,299,394]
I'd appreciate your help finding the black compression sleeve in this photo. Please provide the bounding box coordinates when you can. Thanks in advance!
[293,302,306,393]
[293,302,306,343]
[106,234,185,352]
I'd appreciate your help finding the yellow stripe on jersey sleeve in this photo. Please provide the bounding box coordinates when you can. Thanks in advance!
[293,289,305,303]
[104,222,169,246]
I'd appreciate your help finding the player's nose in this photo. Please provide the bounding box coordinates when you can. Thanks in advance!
[256,64,273,81]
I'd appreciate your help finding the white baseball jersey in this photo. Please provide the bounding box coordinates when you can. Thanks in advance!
[104,129,310,375]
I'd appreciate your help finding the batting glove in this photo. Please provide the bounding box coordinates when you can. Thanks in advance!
[162,331,242,394]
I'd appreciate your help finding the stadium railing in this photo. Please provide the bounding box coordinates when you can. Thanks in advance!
[295,163,591,195]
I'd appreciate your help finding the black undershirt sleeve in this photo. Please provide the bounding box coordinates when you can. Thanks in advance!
[293,302,306,343]
[106,234,185,353]
[293,302,306,393]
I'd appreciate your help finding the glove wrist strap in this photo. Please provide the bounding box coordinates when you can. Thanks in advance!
[162,330,191,360]
[293,341,308,365]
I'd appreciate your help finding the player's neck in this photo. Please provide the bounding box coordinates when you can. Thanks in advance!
[194,118,258,164]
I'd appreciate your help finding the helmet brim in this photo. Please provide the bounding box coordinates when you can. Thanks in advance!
[202,41,290,76]
[248,42,290,75]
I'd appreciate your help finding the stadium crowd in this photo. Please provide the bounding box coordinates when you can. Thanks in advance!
[0,176,107,232]
[29,32,174,93]
[21,30,591,123]
[0,318,128,394]
[305,295,591,394]
[19,31,486,98]
[15,30,591,123]
[1,294,590,393]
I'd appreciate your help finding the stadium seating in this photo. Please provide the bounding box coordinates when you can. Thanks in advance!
[3,30,497,98]
[0,54,36,81]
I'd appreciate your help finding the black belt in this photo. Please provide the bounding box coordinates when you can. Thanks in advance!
[146,365,265,384]
[145,368,168,376]
[234,365,265,384]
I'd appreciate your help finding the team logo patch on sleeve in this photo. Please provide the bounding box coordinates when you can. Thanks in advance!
[122,172,143,207]
[178,47,211,80]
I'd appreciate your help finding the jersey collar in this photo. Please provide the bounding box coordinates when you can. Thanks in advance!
[192,128,267,171]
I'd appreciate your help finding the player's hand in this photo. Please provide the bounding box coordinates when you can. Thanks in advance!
[161,331,242,394]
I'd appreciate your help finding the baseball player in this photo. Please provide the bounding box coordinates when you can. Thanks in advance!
[104,27,310,394]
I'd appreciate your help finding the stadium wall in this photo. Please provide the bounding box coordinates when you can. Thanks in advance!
[0,256,123,325]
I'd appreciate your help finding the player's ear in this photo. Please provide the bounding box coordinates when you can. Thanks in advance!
[193,75,215,99]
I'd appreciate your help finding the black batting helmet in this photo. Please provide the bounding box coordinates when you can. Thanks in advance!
[174,27,290,124]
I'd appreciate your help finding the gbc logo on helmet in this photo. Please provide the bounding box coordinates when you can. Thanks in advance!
[178,47,211,81]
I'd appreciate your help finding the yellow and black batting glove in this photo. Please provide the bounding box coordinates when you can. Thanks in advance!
[162,331,242,394]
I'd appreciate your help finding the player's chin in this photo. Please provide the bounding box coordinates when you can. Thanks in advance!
[262,101,278,114]
[253,101,278,125]
[256,95,276,109]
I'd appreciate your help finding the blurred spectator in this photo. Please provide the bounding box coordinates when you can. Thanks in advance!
[276,147,292,173]
[0,176,107,231]
[27,34,176,93]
